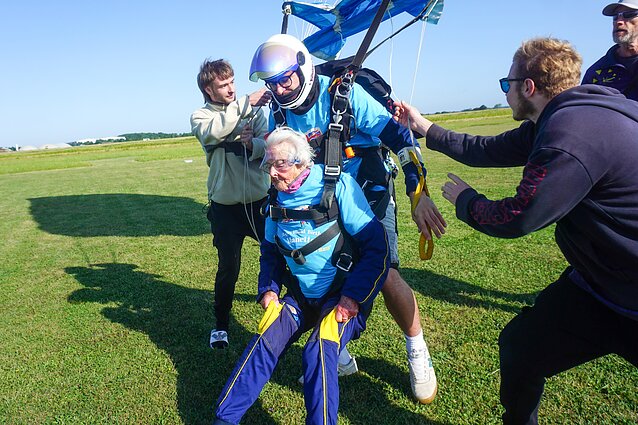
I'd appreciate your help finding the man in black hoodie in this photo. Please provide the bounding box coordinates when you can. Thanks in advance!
[394,37,638,425]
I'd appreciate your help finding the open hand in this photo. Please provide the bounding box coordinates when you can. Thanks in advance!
[411,194,446,239]
[441,173,472,205]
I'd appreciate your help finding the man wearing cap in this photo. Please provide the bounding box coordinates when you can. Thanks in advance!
[583,0,638,100]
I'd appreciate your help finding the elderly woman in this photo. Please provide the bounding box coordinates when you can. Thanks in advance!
[213,127,389,425]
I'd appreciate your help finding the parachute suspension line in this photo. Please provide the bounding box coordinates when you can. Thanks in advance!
[241,142,260,242]
[406,18,429,148]
[239,110,260,242]
[409,18,428,105]
[386,8,395,95]
[404,11,435,260]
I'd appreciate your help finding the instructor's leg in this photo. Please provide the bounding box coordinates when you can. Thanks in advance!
[379,196,437,403]
[379,192,421,336]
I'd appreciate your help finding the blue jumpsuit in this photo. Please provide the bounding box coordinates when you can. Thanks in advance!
[214,165,389,425]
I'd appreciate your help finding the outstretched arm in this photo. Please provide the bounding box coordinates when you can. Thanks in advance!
[392,100,434,136]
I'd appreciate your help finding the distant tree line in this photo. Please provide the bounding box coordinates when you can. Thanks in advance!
[118,132,192,141]
[432,103,508,115]
[65,132,193,147]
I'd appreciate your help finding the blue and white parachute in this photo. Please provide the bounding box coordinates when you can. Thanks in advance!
[283,0,444,60]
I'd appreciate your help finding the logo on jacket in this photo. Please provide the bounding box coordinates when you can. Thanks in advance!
[305,128,323,145]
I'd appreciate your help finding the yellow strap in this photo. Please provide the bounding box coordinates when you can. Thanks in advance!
[409,151,434,260]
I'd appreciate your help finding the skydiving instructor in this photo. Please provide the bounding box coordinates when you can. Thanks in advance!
[190,59,272,349]
[249,34,446,404]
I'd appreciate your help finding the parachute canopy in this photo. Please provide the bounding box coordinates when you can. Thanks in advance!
[284,0,444,60]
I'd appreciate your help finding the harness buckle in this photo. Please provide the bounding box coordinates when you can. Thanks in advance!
[328,122,344,132]
[336,253,353,272]
[291,249,306,265]
[324,164,341,177]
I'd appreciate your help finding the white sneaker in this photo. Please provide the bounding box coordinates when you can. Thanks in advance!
[298,357,359,384]
[408,348,437,404]
[210,329,228,349]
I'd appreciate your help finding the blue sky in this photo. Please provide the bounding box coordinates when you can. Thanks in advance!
[0,1,613,148]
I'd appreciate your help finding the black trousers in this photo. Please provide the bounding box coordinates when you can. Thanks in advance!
[498,269,638,425]
[207,198,266,331]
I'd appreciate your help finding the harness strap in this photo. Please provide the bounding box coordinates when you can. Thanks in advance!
[320,123,343,210]
[204,142,247,157]
[269,205,332,225]
[275,221,341,265]
[271,101,287,128]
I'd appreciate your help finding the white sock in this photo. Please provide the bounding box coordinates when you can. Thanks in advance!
[405,330,427,355]
[338,345,353,365]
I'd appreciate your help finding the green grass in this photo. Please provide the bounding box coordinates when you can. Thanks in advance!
[1,109,636,424]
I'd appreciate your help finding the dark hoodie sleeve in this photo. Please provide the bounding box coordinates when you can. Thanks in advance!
[426,121,535,167]
[456,147,593,238]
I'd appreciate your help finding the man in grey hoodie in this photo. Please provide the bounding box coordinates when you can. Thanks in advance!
[190,59,271,349]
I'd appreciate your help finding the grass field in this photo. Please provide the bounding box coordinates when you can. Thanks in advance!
[1,108,636,424]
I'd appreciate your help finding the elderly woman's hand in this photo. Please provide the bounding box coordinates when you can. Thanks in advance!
[260,290,280,310]
[335,295,359,322]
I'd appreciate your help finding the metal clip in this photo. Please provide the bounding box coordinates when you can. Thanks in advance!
[336,253,353,272]
[328,122,344,132]
[324,164,341,177]
[291,249,306,265]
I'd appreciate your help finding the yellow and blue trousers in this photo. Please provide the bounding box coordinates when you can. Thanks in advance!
[214,292,371,425]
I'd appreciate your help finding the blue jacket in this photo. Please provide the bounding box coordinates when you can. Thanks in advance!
[426,85,638,319]
[582,45,638,101]
[269,74,424,195]
[258,164,389,310]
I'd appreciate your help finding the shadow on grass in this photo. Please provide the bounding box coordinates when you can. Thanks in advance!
[340,356,452,425]
[402,268,538,313]
[66,263,444,424]
[30,194,208,237]
[66,263,275,424]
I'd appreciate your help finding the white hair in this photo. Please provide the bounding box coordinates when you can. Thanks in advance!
[265,126,315,166]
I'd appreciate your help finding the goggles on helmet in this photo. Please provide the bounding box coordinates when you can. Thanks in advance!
[249,43,301,82]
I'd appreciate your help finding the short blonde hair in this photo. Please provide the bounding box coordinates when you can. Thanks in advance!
[513,38,582,99]
[265,127,315,166]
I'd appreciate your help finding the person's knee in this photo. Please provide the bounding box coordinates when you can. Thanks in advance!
[498,316,530,372]
[382,268,406,293]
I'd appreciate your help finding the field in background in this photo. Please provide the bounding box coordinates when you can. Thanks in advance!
[1,109,636,424]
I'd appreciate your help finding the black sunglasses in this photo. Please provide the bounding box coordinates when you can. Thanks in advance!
[499,77,526,93]
[265,71,295,91]
[612,10,638,20]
